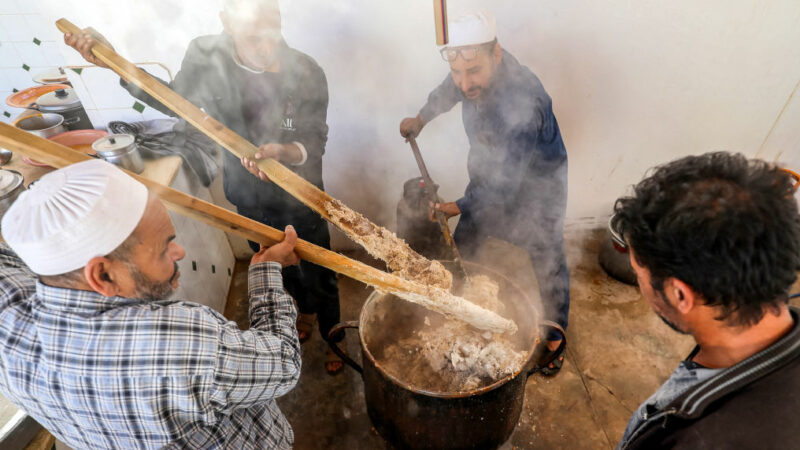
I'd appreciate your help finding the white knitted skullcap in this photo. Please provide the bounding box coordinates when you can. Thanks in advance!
[446,11,497,48]
[1,159,148,276]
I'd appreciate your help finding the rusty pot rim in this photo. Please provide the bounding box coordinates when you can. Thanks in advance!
[358,261,540,399]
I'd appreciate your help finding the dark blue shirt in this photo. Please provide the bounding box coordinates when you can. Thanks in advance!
[419,50,567,217]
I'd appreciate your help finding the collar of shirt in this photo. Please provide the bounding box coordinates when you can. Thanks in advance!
[35,280,147,314]
[232,51,267,74]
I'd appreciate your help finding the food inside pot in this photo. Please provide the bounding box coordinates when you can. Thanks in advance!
[366,268,538,393]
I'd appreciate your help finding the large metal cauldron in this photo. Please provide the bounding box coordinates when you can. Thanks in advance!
[329,261,564,450]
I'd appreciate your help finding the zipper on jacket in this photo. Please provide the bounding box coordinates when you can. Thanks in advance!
[621,409,679,450]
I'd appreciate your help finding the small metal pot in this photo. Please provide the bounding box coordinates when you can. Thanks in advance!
[0,170,25,219]
[13,113,67,139]
[33,88,93,130]
[598,214,637,285]
[92,134,145,174]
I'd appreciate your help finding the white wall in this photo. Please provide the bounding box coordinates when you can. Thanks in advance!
[28,0,800,247]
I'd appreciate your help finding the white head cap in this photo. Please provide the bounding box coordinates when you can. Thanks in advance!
[446,11,497,48]
[2,160,148,276]
[223,0,279,20]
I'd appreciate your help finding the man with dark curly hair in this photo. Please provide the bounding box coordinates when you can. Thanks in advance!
[613,152,800,449]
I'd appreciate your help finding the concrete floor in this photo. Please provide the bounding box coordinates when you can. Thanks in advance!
[224,228,800,450]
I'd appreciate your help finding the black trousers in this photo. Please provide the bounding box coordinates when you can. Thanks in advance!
[238,207,342,342]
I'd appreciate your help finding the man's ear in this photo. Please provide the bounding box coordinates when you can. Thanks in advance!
[219,11,231,34]
[83,256,119,297]
[493,42,503,64]
[667,278,698,314]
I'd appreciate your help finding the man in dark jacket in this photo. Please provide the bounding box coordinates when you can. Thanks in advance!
[613,152,800,449]
[399,11,569,374]
[65,0,345,373]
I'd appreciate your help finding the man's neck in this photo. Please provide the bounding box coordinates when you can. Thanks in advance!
[234,50,280,73]
[691,305,795,368]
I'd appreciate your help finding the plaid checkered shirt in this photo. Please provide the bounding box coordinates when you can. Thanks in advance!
[0,243,301,449]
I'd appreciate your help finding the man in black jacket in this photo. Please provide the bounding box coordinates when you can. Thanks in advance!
[65,0,345,373]
[613,152,800,449]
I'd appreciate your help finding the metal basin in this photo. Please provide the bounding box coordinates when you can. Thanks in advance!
[329,261,564,450]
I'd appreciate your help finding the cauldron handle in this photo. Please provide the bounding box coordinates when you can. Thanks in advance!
[527,320,566,377]
[327,321,363,374]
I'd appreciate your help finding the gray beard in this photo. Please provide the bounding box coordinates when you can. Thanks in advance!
[126,262,177,300]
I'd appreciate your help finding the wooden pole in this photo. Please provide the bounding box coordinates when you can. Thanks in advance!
[54,17,450,290]
[0,123,516,333]
[433,0,449,45]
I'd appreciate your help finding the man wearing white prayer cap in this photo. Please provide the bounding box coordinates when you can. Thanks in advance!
[0,160,303,448]
[400,10,571,376]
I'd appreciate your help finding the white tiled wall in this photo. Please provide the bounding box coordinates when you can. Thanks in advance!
[0,3,62,123]
[0,2,169,127]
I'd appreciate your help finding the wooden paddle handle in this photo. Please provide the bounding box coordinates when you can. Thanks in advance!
[0,126,517,333]
[433,0,448,45]
[55,18,336,222]
[0,123,419,295]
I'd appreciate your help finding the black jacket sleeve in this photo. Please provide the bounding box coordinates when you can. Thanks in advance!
[284,56,329,173]
[119,38,211,116]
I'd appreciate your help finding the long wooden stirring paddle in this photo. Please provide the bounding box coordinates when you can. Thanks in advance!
[406,136,468,281]
[0,123,517,334]
[54,18,450,291]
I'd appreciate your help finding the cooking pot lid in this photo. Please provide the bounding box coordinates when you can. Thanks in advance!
[0,170,24,196]
[33,67,68,85]
[92,134,135,153]
[36,88,81,110]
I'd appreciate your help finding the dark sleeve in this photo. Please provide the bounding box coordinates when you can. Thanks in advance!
[288,60,329,170]
[457,99,564,215]
[418,73,462,123]
[119,39,210,117]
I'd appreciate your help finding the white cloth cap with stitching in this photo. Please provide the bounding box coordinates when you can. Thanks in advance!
[446,11,497,48]
[2,159,148,276]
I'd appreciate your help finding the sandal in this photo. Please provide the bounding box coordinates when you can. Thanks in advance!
[296,313,315,344]
[325,346,345,375]
[538,339,566,377]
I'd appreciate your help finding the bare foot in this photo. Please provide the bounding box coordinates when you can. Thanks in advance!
[325,347,345,375]
[546,339,564,371]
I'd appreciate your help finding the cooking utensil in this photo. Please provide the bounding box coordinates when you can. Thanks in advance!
[55,18,339,216]
[433,0,449,45]
[0,149,12,165]
[781,168,799,192]
[599,214,637,285]
[0,169,26,218]
[406,136,468,281]
[92,133,144,173]
[13,113,66,139]
[52,19,453,291]
[328,260,564,449]
[34,88,93,130]
[5,84,71,109]
[48,129,107,156]
[32,67,69,85]
[0,122,516,333]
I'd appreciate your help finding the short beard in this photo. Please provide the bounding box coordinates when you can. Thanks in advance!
[655,290,689,335]
[657,313,689,335]
[126,262,177,300]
